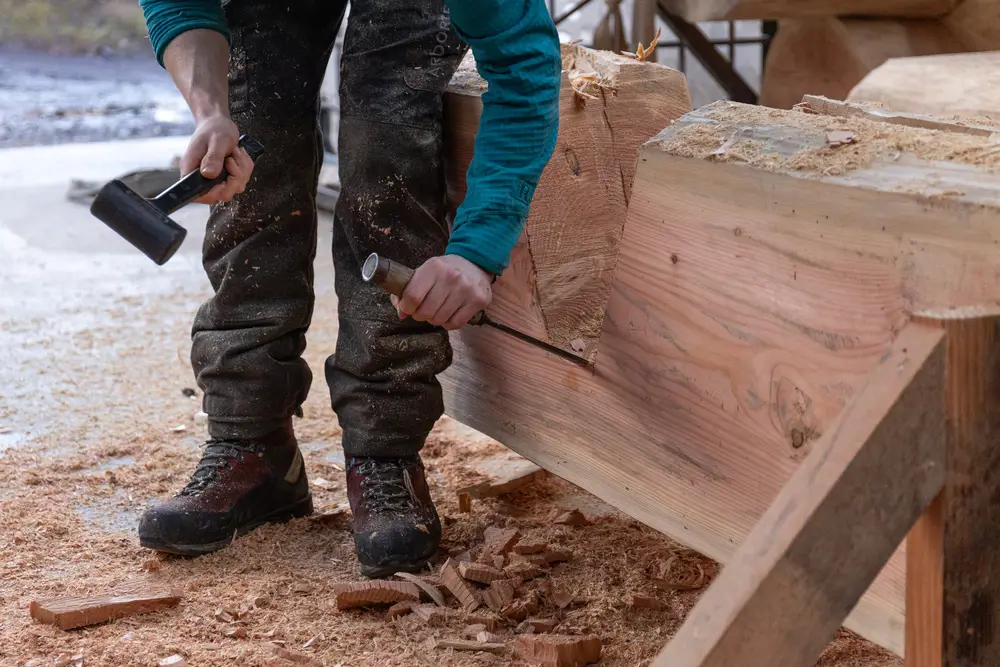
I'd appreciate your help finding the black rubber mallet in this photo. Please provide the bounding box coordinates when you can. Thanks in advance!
[89,134,265,265]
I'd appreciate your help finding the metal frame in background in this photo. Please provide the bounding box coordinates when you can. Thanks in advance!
[551,0,773,104]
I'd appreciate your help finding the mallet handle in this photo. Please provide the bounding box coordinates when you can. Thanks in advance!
[151,134,265,215]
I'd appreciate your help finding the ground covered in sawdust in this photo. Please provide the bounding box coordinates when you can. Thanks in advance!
[0,235,900,667]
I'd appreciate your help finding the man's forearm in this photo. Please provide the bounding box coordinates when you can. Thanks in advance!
[163,29,231,123]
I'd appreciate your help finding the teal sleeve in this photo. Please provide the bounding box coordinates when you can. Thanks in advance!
[444,0,562,276]
[139,0,229,66]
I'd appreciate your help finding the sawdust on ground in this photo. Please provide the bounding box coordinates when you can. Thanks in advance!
[0,229,900,667]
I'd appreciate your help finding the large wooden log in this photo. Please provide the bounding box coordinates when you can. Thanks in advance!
[441,100,1000,655]
[443,45,691,362]
[848,51,1000,119]
[660,0,959,21]
[760,17,968,110]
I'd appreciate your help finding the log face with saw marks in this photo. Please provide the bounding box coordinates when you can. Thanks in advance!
[443,44,691,363]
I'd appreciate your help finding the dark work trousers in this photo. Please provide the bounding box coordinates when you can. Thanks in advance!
[191,0,469,457]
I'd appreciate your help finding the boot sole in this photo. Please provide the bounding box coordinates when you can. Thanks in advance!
[139,493,314,557]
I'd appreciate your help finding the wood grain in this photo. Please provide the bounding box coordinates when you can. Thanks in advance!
[799,95,1000,137]
[653,322,946,667]
[443,45,690,361]
[29,589,183,630]
[442,102,1000,655]
[849,51,1000,119]
[660,0,958,21]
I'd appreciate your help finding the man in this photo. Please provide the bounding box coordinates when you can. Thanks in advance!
[135,0,561,577]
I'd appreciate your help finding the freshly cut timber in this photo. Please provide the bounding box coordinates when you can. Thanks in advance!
[760,17,969,109]
[444,44,690,362]
[29,588,183,630]
[848,51,1000,119]
[440,99,1000,658]
[659,0,958,21]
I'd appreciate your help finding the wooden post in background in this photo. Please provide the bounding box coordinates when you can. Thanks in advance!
[907,316,1000,666]
[632,0,659,62]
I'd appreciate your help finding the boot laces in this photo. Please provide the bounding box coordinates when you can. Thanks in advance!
[180,439,260,496]
[353,458,418,515]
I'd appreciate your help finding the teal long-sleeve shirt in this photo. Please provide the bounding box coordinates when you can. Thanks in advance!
[139,0,562,276]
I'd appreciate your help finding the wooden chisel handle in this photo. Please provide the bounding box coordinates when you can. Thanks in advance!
[361,253,486,325]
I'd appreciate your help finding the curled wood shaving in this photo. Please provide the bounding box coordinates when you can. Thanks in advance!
[567,71,615,102]
[621,26,662,62]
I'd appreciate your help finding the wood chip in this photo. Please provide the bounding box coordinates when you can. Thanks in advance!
[393,572,446,607]
[458,457,546,500]
[551,586,576,609]
[521,617,559,633]
[141,558,162,572]
[466,614,503,632]
[332,580,420,611]
[505,561,545,580]
[462,623,488,638]
[222,626,247,639]
[458,491,472,513]
[553,509,590,527]
[439,558,481,612]
[502,599,539,622]
[542,548,573,564]
[387,601,413,620]
[411,603,447,627]
[433,639,506,654]
[458,561,506,585]
[510,553,548,567]
[271,645,321,665]
[453,550,473,563]
[514,635,602,667]
[213,606,238,623]
[477,631,505,643]
[29,589,184,630]
[512,541,547,555]
[629,595,664,610]
[826,130,856,147]
[482,527,521,558]
[493,555,506,569]
[157,657,186,667]
[482,579,516,611]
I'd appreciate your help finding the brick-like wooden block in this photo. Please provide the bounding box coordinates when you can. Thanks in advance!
[333,581,421,611]
[514,635,602,667]
[29,589,184,630]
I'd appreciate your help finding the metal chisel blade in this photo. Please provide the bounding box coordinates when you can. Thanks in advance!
[479,315,593,367]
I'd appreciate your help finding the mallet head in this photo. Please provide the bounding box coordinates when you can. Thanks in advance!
[90,180,187,265]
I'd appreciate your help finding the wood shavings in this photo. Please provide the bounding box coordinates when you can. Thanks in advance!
[553,509,591,527]
[393,571,446,607]
[432,639,506,654]
[621,26,662,62]
[157,656,186,667]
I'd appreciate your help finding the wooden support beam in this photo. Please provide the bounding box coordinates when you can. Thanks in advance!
[441,100,1000,654]
[653,322,945,667]
[906,317,1000,667]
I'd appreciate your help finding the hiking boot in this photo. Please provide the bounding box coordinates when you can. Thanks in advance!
[138,421,313,556]
[346,455,441,578]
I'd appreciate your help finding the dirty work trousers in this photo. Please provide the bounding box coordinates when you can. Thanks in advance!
[191,0,469,457]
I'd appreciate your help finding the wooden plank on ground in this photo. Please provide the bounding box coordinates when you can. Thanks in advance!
[659,0,958,21]
[849,51,1000,119]
[905,317,1000,667]
[441,100,1000,655]
[30,589,183,630]
[653,322,946,667]
[444,44,690,362]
